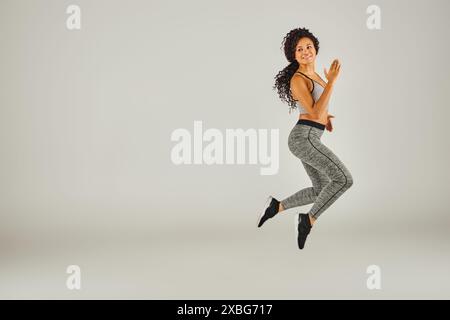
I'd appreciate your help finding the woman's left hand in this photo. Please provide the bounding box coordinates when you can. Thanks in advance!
[326,115,335,132]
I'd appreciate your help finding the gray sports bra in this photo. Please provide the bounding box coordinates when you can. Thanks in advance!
[293,71,331,115]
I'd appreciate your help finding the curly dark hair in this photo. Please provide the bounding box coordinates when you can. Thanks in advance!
[273,27,320,114]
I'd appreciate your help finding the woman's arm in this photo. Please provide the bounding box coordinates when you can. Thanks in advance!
[317,59,341,118]
[291,59,341,119]
[290,74,317,117]
[291,77,336,119]
[326,114,335,132]
[313,81,335,118]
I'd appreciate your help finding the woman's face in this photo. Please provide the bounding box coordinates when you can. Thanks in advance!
[295,37,316,64]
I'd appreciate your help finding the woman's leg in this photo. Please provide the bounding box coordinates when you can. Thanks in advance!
[280,160,330,211]
[303,136,353,220]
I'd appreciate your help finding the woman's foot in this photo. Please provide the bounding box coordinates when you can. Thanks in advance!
[296,213,312,249]
[257,196,280,228]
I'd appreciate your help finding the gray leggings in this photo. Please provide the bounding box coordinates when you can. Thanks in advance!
[280,119,353,219]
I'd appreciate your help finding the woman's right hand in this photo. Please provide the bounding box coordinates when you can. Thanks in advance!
[324,59,341,84]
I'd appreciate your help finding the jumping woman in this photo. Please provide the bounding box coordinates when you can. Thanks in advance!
[257,27,354,250]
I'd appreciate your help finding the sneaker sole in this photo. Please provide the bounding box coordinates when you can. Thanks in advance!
[257,195,273,227]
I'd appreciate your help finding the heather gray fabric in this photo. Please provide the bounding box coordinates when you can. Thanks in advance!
[280,122,353,219]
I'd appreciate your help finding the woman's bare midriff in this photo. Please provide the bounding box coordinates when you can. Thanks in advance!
[298,112,328,125]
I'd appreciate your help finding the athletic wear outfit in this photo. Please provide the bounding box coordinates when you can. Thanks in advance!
[257,71,353,250]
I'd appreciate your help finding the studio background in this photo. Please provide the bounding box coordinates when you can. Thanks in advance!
[1,0,449,299]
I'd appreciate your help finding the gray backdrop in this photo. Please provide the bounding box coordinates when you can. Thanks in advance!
[1,0,450,299]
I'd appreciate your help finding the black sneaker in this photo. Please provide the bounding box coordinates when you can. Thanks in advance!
[257,196,280,228]
[296,213,312,249]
